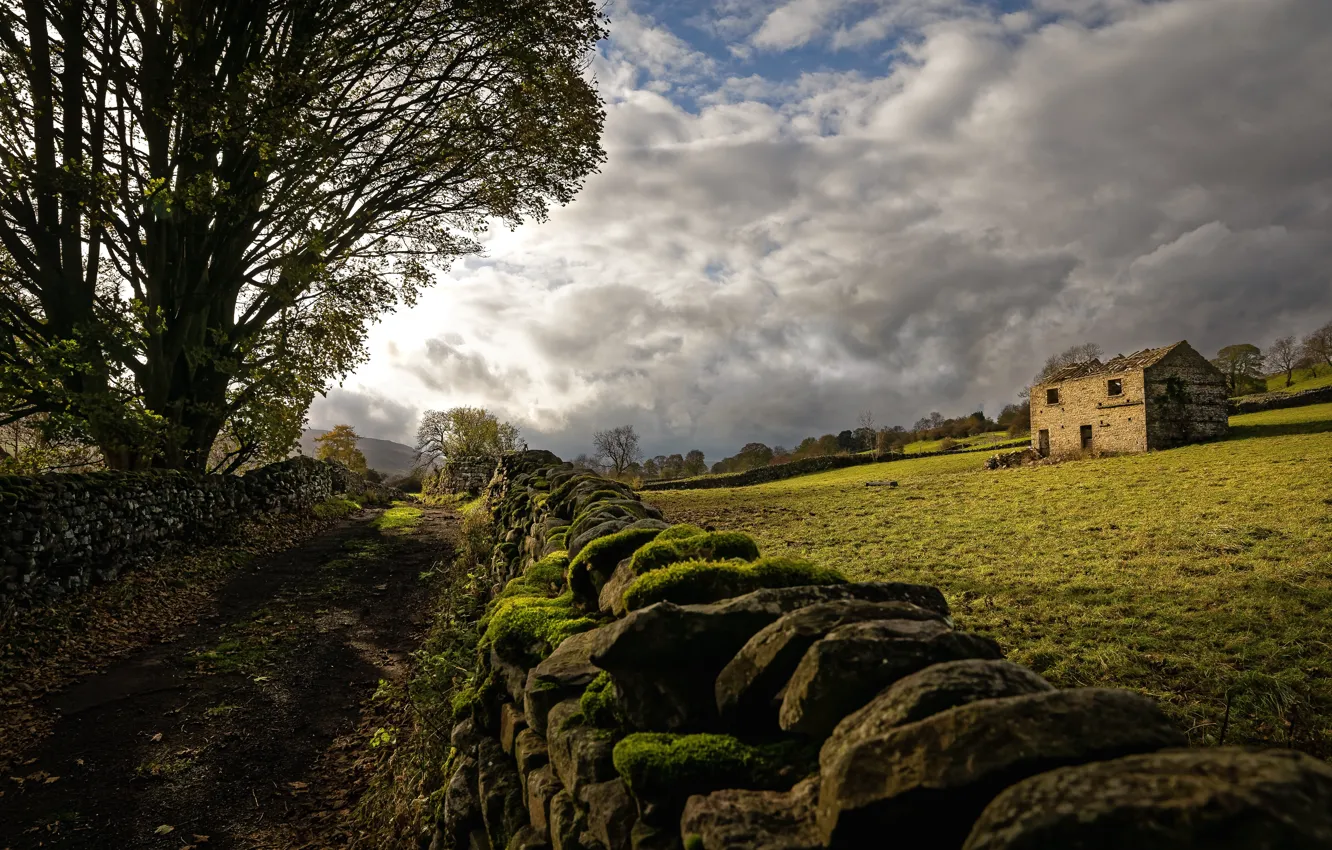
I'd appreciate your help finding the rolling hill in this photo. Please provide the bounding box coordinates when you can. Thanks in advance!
[298,429,419,478]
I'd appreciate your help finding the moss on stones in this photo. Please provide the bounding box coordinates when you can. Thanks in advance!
[497,551,569,601]
[612,732,812,800]
[480,591,599,667]
[656,523,706,542]
[568,525,666,601]
[627,531,761,577]
[580,671,623,729]
[622,557,846,611]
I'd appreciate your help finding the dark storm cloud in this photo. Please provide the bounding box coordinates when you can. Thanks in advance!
[355,0,1332,459]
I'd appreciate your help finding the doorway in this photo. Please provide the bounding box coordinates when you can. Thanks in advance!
[1037,429,1050,457]
[1080,424,1093,451]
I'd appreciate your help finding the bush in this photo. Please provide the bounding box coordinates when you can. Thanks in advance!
[622,556,845,610]
[939,437,959,451]
[628,531,760,576]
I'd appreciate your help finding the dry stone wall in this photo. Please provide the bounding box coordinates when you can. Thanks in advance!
[435,450,1332,850]
[0,457,390,609]
[1229,385,1332,414]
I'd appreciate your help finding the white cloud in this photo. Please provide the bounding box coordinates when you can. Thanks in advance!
[335,0,1332,459]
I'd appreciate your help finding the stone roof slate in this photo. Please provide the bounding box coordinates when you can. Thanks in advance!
[1039,342,1185,385]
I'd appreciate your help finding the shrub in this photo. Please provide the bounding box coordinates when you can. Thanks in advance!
[622,556,845,611]
[628,531,760,576]
[939,437,959,451]
[612,733,813,800]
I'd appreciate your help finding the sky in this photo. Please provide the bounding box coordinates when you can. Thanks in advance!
[309,0,1332,462]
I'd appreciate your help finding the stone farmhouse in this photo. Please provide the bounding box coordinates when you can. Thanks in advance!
[1030,341,1228,457]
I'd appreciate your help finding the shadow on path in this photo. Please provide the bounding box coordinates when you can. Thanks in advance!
[0,506,456,850]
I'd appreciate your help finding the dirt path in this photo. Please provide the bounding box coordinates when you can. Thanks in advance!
[0,505,456,850]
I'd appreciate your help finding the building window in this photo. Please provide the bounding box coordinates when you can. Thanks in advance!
[1046,387,1060,404]
[1107,378,1122,396]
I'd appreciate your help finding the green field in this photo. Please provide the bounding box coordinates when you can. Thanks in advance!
[900,430,1018,454]
[649,404,1332,755]
[1255,365,1332,396]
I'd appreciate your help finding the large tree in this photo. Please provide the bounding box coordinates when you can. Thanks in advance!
[592,425,639,477]
[1212,344,1265,396]
[0,0,606,470]
[415,406,524,468]
[314,423,366,473]
[1266,335,1299,388]
[1302,320,1332,371]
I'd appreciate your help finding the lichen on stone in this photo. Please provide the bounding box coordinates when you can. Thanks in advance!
[655,523,706,542]
[622,556,845,611]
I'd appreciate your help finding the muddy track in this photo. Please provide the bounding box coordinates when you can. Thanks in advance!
[0,505,456,850]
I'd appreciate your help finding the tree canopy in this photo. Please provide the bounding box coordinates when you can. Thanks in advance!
[0,0,607,470]
[415,406,524,467]
[314,424,367,473]
[592,425,640,476]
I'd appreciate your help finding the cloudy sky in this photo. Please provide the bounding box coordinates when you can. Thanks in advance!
[310,0,1332,462]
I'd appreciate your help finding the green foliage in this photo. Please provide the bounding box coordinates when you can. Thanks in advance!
[480,591,598,667]
[0,0,608,471]
[415,407,525,468]
[622,557,845,611]
[612,733,812,799]
[315,425,369,474]
[313,496,361,519]
[650,404,1332,756]
[628,531,761,576]
[580,672,622,729]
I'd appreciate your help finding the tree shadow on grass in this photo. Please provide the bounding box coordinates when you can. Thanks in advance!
[1225,418,1332,441]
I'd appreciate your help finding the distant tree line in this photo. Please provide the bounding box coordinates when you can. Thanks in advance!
[581,320,1332,485]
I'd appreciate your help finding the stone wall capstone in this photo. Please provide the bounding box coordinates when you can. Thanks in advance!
[432,450,1332,850]
[0,456,386,610]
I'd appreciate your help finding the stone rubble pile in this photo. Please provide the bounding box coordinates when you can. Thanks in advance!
[436,450,1332,850]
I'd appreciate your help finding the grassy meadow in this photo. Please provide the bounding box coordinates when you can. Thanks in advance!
[649,403,1332,755]
[1257,364,1332,396]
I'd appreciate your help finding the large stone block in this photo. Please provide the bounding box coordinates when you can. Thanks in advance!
[680,777,822,850]
[716,599,948,730]
[526,629,604,737]
[820,659,1053,771]
[579,779,637,850]
[963,747,1332,849]
[547,700,618,798]
[817,688,1186,848]
[779,619,1002,737]
[590,583,950,732]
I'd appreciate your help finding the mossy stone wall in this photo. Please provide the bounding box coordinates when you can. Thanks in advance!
[0,456,378,609]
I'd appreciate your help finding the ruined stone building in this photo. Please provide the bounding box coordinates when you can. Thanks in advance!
[1029,341,1228,456]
